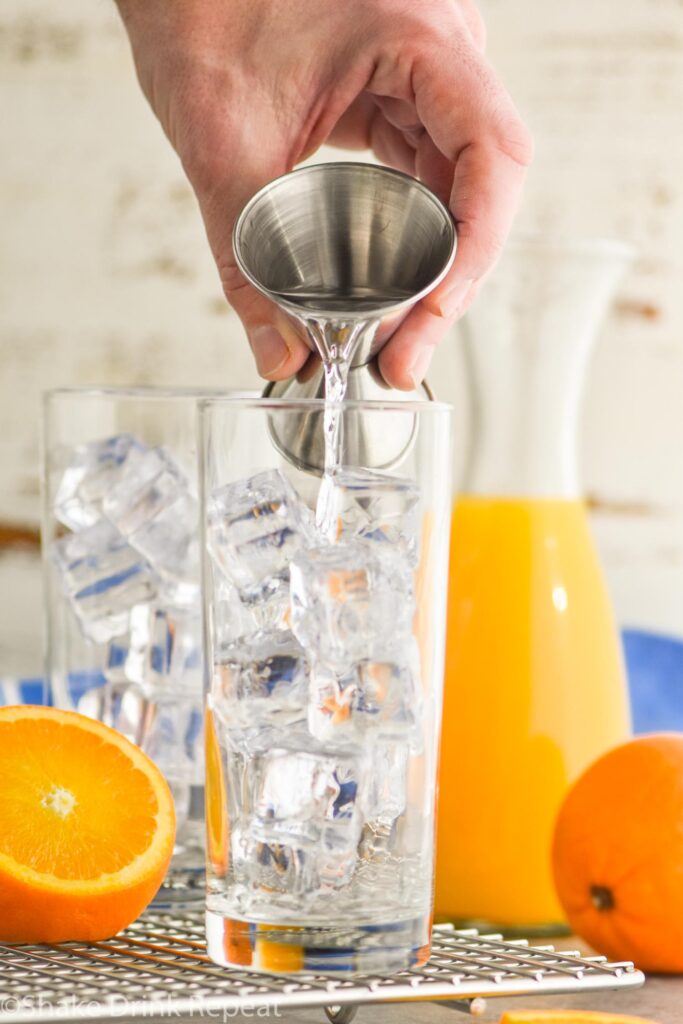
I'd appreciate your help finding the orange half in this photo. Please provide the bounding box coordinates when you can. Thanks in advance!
[0,705,175,942]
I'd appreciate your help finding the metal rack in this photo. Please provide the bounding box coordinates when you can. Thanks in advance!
[0,908,644,1022]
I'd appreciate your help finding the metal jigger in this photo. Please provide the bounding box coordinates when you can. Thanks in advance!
[232,162,456,472]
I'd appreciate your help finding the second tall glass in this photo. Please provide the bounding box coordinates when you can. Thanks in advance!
[42,387,242,906]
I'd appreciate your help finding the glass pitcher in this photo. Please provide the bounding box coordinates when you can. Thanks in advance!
[435,237,633,929]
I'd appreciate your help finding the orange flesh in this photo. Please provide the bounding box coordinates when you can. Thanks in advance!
[0,716,159,879]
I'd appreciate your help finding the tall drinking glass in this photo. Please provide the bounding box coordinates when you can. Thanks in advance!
[42,387,243,905]
[199,397,453,973]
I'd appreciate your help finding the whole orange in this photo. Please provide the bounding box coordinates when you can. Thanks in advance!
[552,732,683,973]
[0,705,176,943]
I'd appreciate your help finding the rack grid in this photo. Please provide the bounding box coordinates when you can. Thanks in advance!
[0,908,645,1022]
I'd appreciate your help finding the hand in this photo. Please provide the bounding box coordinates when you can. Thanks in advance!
[116,0,532,389]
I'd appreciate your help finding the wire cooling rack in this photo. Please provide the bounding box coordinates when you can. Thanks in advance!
[0,908,644,1023]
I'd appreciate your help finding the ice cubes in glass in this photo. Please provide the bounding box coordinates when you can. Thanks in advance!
[54,434,147,531]
[317,467,421,564]
[103,446,199,592]
[207,469,313,607]
[290,541,415,668]
[125,603,202,696]
[308,644,421,746]
[52,520,157,643]
[212,632,308,738]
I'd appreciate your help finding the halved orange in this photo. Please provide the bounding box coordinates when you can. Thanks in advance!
[0,705,175,943]
[499,1013,656,1024]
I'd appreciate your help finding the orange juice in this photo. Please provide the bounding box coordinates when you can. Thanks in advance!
[435,497,630,925]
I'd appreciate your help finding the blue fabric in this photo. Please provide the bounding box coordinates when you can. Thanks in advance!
[0,677,47,707]
[0,672,104,709]
[3,630,683,736]
[622,628,683,734]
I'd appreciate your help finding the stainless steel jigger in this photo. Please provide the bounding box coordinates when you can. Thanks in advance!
[232,162,457,472]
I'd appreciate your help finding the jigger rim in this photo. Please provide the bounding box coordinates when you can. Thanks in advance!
[232,161,457,320]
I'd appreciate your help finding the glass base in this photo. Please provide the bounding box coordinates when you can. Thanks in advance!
[205,909,431,974]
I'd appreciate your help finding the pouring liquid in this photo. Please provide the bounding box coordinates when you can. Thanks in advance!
[299,317,374,532]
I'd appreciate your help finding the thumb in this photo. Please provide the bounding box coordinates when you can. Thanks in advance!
[191,148,310,380]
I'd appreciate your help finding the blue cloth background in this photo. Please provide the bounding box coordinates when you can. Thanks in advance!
[2,628,682,735]
[622,629,683,733]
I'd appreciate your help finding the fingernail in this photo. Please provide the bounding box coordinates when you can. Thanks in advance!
[408,348,433,388]
[436,278,475,318]
[250,326,289,376]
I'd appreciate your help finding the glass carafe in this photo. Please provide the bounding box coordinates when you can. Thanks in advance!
[435,237,633,929]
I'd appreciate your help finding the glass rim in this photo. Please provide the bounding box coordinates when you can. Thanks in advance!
[197,395,454,415]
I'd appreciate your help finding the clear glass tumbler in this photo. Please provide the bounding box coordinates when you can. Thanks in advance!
[199,397,453,973]
[42,387,239,906]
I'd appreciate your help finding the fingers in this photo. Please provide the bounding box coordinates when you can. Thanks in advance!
[414,130,457,207]
[326,94,376,150]
[456,0,487,50]
[186,131,311,380]
[223,271,312,380]
[377,296,471,391]
[410,35,533,315]
[368,111,417,174]
[378,277,482,390]
[434,137,528,316]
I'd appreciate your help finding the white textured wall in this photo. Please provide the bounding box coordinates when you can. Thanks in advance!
[1,0,683,672]
[480,0,683,638]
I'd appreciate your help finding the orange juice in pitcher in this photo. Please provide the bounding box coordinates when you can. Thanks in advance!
[435,238,633,927]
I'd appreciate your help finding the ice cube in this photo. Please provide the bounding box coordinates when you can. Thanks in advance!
[76,676,150,747]
[290,541,415,668]
[362,741,409,823]
[139,695,205,841]
[125,603,202,696]
[357,741,411,862]
[101,447,199,593]
[207,469,314,607]
[142,695,203,783]
[52,521,157,643]
[234,830,356,899]
[231,829,318,898]
[251,749,362,849]
[308,645,421,746]
[103,638,129,685]
[317,468,421,564]
[211,633,308,749]
[105,681,152,747]
[211,577,290,648]
[233,749,362,902]
[211,581,257,648]
[76,683,109,724]
[54,434,147,531]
